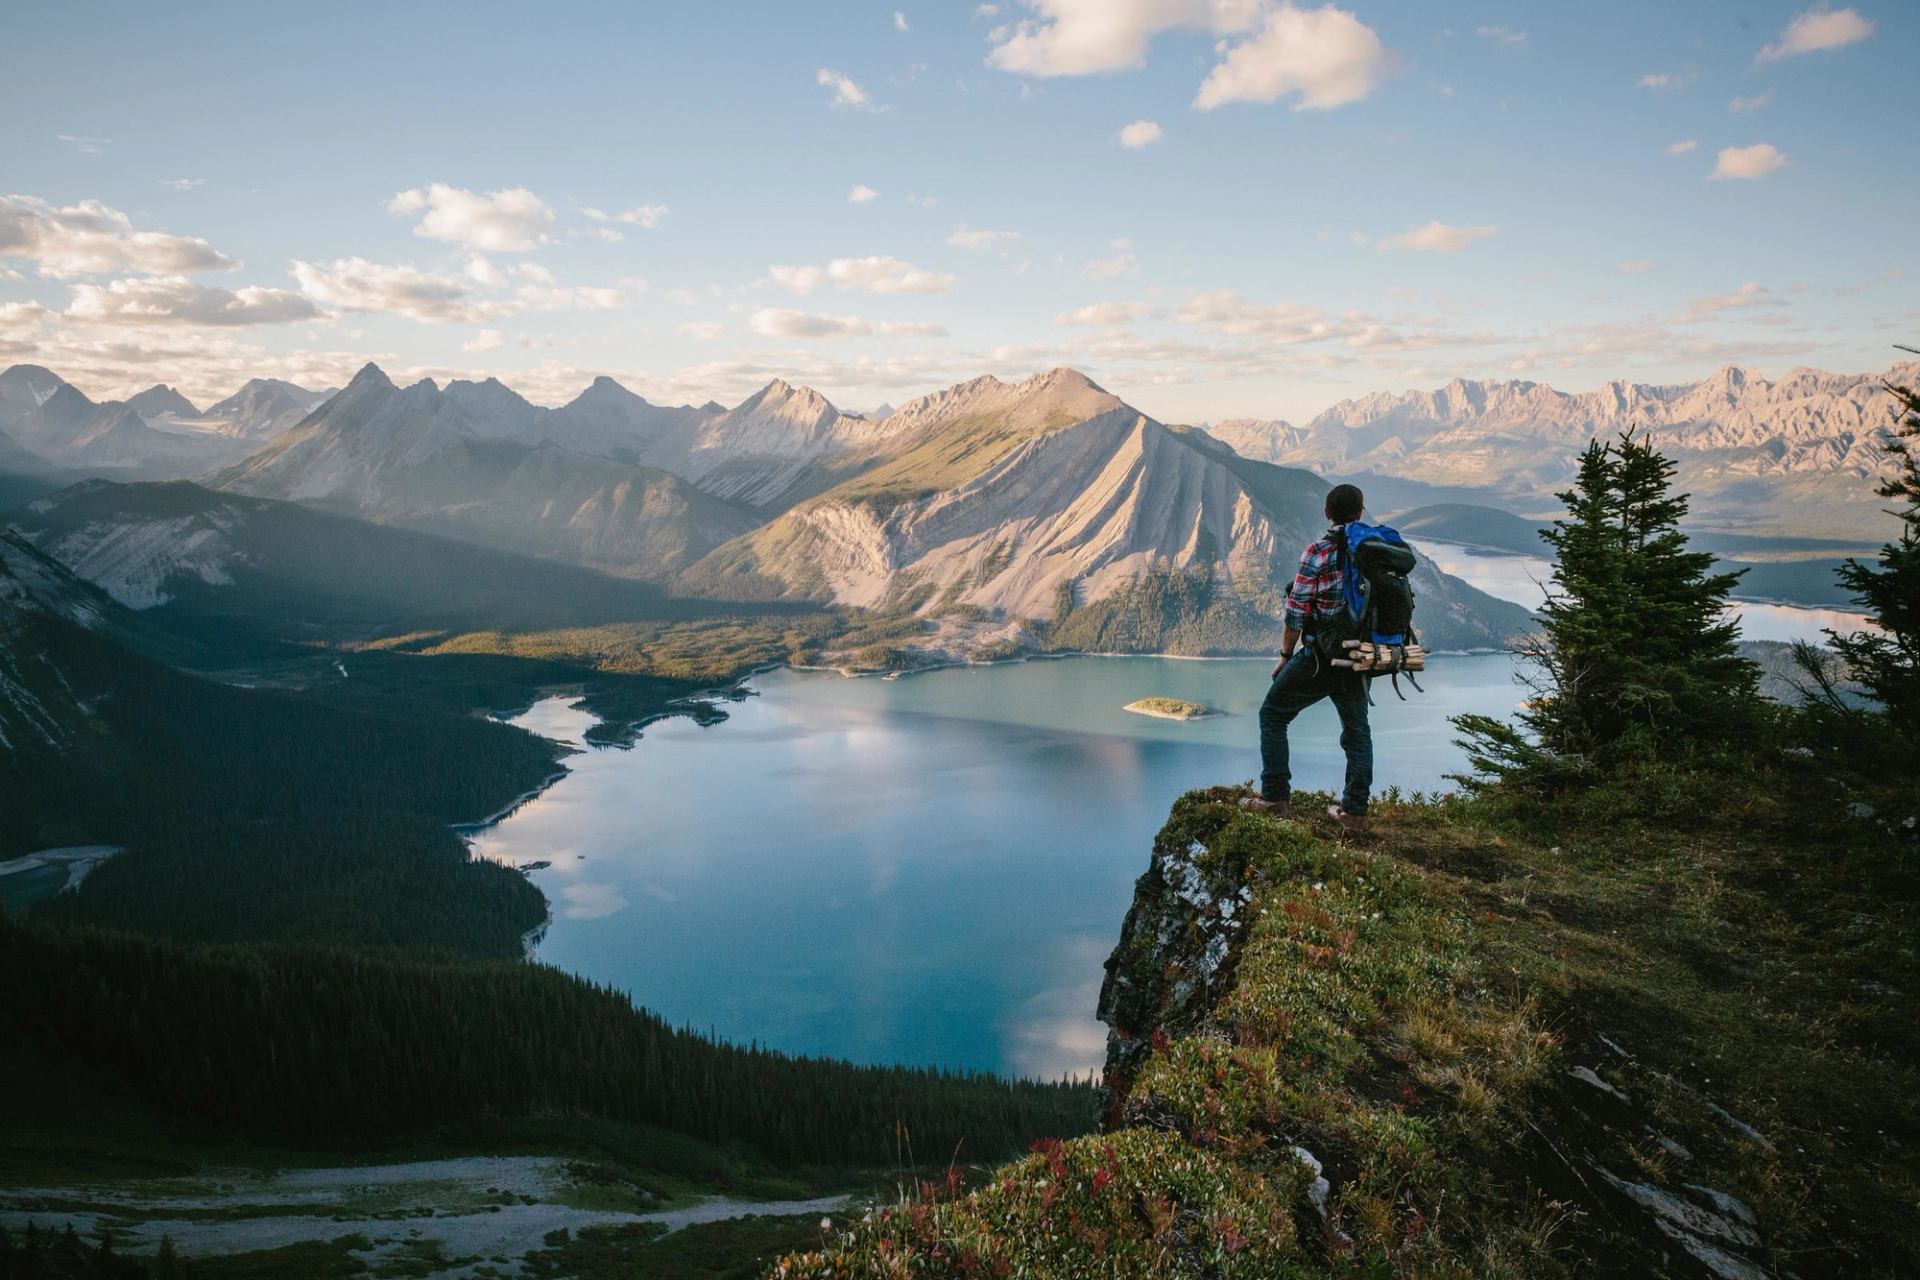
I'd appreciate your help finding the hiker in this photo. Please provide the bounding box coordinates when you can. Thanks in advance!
[1244,483,1373,831]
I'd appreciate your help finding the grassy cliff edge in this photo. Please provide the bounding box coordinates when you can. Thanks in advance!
[775,780,1917,1277]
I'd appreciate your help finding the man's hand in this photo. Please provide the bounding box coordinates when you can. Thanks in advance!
[1272,651,1291,679]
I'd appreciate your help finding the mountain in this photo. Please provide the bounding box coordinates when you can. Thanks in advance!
[197,378,337,438]
[690,369,1530,654]
[8,479,720,640]
[540,375,710,461]
[1210,363,1916,534]
[208,363,759,576]
[124,384,200,420]
[0,375,244,473]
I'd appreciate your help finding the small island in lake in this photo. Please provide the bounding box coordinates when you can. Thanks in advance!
[1123,696,1219,721]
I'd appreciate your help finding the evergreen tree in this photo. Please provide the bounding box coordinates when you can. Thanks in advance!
[1456,431,1758,781]
[1827,380,1920,733]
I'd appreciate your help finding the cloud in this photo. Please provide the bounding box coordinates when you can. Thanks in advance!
[894,9,909,30]
[463,328,506,352]
[1676,281,1781,321]
[1084,236,1138,279]
[769,256,955,294]
[678,320,725,340]
[1118,119,1164,148]
[617,203,669,229]
[1636,71,1695,89]
[817,67,879,110]
[1053,300,1148,326]
[560,883,628,920]
[291,257,479,323]
[1193,5,1390,111]
[975,3,999,16]
[848,183,881,203]
[159,178,204,192]
[1619,260,1655,275]
[1476,25,1526,47]
[946,225,1021,251]
[1710,143,1787,180]
[65,276,319,327]
[748,309,945,340]
[386,183,554,252]
[987,0,1249,76]
[55,134,112,155]
[1375,221,1497,253]
[1663,139,1699,156]
[1729,89,1773,112]
[1756,6,1874,63]
[0,195,238,278]
[513,284,626,312]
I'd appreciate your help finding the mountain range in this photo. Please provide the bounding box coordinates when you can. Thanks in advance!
[1208,362,1915,535]
[3,357,1904,660]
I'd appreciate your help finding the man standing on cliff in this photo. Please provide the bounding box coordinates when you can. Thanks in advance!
[1242,483,1372,832]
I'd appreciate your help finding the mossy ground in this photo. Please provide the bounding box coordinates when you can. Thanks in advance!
[776,767,1918,1277]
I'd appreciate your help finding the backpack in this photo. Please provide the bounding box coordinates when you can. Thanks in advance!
[1311,521,1426,700]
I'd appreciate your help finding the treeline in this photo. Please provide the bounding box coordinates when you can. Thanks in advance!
[2,612,561,856]
[0,918,1100,1167]
[32,818,545,958]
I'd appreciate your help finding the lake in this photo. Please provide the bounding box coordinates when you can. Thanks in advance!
[470,652,1527,1081]
[468,543,1864,1082]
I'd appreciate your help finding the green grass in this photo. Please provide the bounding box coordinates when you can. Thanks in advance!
[191,1236,373,1279]
[779,770,1919,1276]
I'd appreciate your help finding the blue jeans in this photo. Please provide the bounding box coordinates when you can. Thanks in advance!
[1259,649,1373,814]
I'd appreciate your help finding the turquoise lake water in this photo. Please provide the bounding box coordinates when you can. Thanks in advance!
[469,652,1526,1080]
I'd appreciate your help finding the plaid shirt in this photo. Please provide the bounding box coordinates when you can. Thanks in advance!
[1283,530,1347,634]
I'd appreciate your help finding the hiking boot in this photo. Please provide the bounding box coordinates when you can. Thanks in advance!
[1239,794,1290,820]
[1327,805,1369,834]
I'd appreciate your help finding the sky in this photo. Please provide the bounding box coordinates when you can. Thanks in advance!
[1,0,1914,423]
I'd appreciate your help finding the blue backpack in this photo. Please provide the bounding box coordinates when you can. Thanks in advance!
[1313,521,1424,699]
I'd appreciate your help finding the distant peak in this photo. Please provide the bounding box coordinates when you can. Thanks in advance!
[1027,366,1104,394]
[346,362,395,391]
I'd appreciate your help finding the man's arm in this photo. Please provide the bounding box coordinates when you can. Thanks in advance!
[1274,543,1321,674]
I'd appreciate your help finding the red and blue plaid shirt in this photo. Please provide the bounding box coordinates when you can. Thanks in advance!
[1283,530,1347,634]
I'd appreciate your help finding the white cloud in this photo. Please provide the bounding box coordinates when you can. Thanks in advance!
[55,134,112,155]
[946,225,1021,251]
[1084,236,1137,279]
[849,183,881,203]
[1676,280,1781,321]
[1375,221,1497,253]
[1193,5,1390,111]
[1710,143,1787,180]
[0,195,238,278]
[678,320,725,340]
[666,289,700,306]
[1664,139,1699,156]
[581,207,610,221]
[65,276,318,327]
[464,328,506,352]
[1619,260,1655,275]
[291,257,479,323]
[817,67,879,111]
[1118,119,1164,148]
[751,308,872,340]
[1053,300,1148,325]
[769,256,955,294]
[159,178,204,192]
[617,203,670,229]
[748,309,945,340]
[975,3,999,16]
[513,284,626,312]
[987,0,1250,77]
[894,9,909,30]
[1476,25,1526,47]
[386,183,554,252]
[1756,6,1874,63]
[1636,71,1695,89]
[1729,90,1773,112]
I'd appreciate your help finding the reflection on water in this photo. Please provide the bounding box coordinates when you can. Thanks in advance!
[1421,539,1870,644]
[470,653,1523,1079]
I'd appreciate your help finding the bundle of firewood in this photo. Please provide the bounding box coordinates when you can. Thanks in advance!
[1329,639,1427,673]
